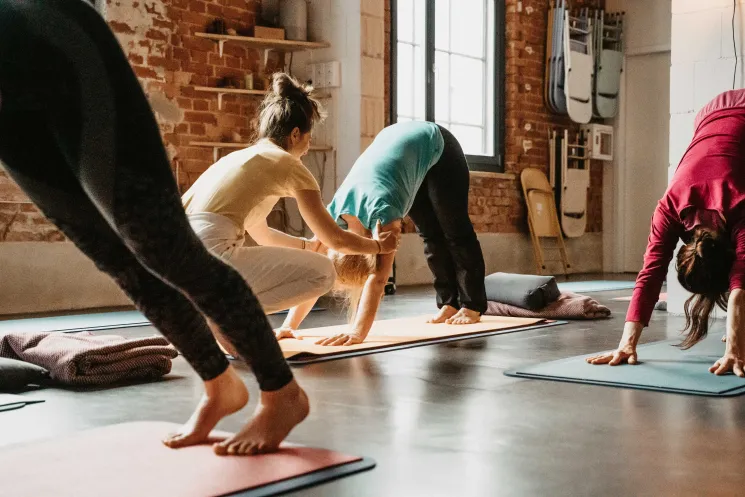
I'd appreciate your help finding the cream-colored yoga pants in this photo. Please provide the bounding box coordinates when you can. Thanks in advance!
[188,212,335,314]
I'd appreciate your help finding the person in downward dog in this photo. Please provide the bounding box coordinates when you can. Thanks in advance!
[588,89,745,377]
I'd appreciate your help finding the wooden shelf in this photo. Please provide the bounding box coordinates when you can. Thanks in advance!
[195,33,330,58]
[194,86,267,96]
[193,86,267,109]
[190,141,333,161]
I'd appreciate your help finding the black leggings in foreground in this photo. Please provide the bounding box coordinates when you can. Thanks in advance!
[0,0,293,390]
[407,126,488,314]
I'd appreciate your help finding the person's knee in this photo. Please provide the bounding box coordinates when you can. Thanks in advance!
[313,256,336,294]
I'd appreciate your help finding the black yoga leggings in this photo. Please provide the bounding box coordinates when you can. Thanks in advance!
[0,0,293,390]
[407,126,487,314]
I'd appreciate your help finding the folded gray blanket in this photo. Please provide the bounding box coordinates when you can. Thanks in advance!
[486,292,611,320]
[0,332,177,386]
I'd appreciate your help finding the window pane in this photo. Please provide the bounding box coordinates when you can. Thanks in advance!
[435,0,450,50]
[450,55,484,126]
[450,0,485,57]
[397,0,414,43]
[413,0,426,46]
[450,124,484,156]
[396,43,414,117]
[434,50,450,122]
[413,45,426,120]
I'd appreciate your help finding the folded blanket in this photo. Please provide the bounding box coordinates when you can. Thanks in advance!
[486,292,611,320]
[0,332,177,386]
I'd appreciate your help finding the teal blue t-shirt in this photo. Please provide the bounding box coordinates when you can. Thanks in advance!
[327,121,444,229]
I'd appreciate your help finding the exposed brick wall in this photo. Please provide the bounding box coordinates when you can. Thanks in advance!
[499,0,604,234]
[1,0,604,241]
[0,0,270,241]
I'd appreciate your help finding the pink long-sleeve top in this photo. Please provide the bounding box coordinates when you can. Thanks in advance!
[628,89,745,326]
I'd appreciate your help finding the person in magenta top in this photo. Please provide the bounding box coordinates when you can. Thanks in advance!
[587,89,745,377]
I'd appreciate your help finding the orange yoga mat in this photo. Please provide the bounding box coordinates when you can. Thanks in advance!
[612,292,667,302]
[280,315,561,364]
[0,422,374,497]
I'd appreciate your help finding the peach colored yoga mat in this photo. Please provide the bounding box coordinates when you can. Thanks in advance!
[0,422,374,497]
[613,292,667,302]
[280,315,561,364]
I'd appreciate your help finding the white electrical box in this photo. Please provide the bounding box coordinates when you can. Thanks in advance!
[310,61,341,89]
[580,123,614,161]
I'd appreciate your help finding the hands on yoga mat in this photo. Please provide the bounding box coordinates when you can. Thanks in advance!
[586,320,745,377]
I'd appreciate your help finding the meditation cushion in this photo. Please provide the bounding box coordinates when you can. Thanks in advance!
[0,357,49,391]
[484,272,561,311]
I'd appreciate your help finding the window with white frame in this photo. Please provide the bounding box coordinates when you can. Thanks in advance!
[392,0,504,171]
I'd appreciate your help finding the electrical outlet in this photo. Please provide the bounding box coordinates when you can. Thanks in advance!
[325,61,341,88]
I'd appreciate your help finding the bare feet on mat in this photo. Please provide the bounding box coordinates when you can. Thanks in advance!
[163,366,249,449]
[214,379,309,456]
[428,305,458,323]
[445,308,481,325]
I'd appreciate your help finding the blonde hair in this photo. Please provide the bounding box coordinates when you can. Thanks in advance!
[328,250,378,322]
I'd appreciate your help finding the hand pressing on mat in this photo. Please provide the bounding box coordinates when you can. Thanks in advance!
[586,321,641,366]
[315,333,365,346]
[274,327,299,340]
[710,351,745,377]
[712,290,745,376]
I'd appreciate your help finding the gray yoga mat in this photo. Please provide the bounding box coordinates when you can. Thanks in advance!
[0,394,44,413]
[557,280,636,293]
[506,333,745,397]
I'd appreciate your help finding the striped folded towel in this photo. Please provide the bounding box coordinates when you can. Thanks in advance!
[486,292,611,320]
[0,332,177,386]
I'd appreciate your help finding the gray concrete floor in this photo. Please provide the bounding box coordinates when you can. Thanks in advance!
[2,279,745,496]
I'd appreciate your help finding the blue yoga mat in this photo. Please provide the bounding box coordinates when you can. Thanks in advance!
[0,307,326,334]
[506,333,745,397]
[557,280,636,293]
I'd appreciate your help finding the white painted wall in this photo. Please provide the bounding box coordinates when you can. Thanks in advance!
[667,0,744,315]
[603,0,671,274]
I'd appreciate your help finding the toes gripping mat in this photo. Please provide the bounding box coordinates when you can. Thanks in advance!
[0,422,375,497]
[505,333,745,397]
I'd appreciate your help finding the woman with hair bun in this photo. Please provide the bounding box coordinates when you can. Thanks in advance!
[588,89,745,377]
[183,73,400,352]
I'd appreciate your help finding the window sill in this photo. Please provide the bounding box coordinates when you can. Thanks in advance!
[469,170,516,180]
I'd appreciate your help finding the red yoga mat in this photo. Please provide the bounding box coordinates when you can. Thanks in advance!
[0,421,374,497]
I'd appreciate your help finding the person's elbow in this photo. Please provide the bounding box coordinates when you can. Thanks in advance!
[368,272,388,289]
[730,287,745,303]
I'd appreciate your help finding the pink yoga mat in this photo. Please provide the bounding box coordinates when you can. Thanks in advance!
[0,422,372,497]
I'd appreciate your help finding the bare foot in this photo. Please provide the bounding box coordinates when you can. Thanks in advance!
[445,308,481,325]
[214,379,309,456]
[163,366,248,449]
[428,305,458,323]
[722,334,727,343]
